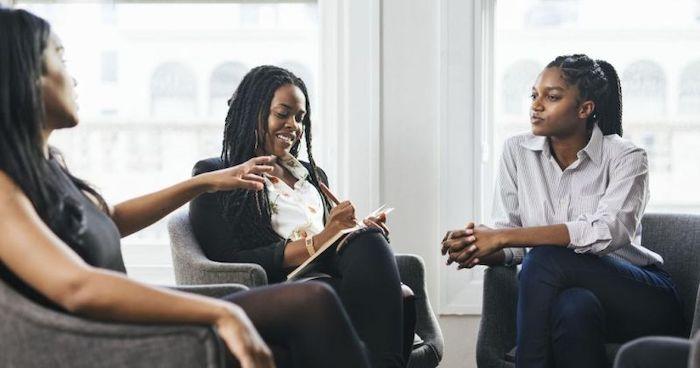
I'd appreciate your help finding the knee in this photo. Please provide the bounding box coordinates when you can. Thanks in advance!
[343,231,395,264]
[301,281,338,302]
[551,288,603,333]
[519,246,568,284]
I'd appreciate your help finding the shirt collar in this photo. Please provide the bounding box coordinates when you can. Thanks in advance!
[580,124,603,166]
[277,153,309,181]
[519,124,604,165]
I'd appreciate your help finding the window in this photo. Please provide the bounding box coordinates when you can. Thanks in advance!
[493,0,700,217]
[150,62,198,118]
[101,51,118,83]
[622,60,666,117]
[19,2,320,284]
[679,61,700,114]
[209,62,248,117]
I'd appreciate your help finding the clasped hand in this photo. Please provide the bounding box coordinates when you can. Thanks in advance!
[441,222,504,269]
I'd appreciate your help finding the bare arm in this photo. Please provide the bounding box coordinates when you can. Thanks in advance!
[282,201,357,267]
[0,173,273,368]
[442,223,570,269]
[111,156,273,237]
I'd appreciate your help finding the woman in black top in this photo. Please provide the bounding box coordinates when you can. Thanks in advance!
[190,65,408,368]
[0,8,369,368]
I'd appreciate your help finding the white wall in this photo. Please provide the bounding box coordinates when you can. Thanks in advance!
[380,1,482,367]
[319,0,485,366]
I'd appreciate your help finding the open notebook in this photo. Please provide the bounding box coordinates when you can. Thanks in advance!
[286,205,393,281]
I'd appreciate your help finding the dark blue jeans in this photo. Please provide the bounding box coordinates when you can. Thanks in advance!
[516,246,685,368]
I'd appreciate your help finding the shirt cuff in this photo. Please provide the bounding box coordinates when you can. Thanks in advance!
[503,247,525,266]
[564,220,613,254]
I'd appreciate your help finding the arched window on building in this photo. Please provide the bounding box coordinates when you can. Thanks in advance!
[279,61,315,102]
[621,60,666,117]
[150,62,197,119]
[501,60,541,116]
[209,62,248,117]
[679,61,700,115]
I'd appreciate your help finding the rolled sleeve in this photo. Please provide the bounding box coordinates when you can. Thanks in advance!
[564,148,649,255]
[503,247,525,266]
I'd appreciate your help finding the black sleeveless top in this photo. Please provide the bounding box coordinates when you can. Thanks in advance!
[0,159,125,309]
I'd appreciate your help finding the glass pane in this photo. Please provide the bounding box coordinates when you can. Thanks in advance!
[18,2,319,283]
[494,0,700,215]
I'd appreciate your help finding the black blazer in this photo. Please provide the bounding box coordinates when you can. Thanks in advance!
[189,157,330,283]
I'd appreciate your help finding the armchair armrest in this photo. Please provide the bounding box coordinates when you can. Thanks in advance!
[692,283,700,338]
[691,331,700,368]
[167,283,249,299]
[395,253,444,366]
[476,265,519,368]
[1,281,226,368]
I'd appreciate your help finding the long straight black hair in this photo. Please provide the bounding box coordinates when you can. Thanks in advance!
[0,8,106,246]
[547,54,623,136]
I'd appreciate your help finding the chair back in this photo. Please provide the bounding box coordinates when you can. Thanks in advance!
[641,213,700,336]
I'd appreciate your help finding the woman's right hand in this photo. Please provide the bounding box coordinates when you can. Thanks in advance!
[215,305,275,368]
[325,201,357,232]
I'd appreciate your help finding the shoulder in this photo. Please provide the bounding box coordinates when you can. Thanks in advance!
[192,157,224,176]
[501,131,538,156]
[602,134,647,163]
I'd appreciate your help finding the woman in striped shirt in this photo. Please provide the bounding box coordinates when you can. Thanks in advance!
[442,54,684,368]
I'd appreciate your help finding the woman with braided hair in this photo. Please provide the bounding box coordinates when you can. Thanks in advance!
[190,65,409,368]
[0,8,371,368]
[442,54,685,367]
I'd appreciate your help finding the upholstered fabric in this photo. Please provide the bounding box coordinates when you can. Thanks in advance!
[168,209,444,368]
[476,213,700,368]
[0,278,248,367]
[169,209,268,287]
[691,332,700,368]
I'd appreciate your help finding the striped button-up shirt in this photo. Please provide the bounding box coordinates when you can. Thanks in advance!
[495,124,663,267]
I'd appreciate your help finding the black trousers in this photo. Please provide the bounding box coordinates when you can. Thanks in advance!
[313,228,408,368]
[222,281,371,368]
[516,246,685,368]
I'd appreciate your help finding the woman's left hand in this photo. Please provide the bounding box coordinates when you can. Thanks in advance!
[363,212,389,236]
[201,156,275,192]
[442,223,505,268]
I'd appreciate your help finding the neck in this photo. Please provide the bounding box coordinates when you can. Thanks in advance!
[549,128,591,169]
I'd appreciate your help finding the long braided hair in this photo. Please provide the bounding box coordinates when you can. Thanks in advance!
[220,65,327,242]
[547,54,623,136]
[0,8,107,248]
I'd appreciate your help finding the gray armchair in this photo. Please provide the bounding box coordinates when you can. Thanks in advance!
[0,278,247,368]
[692,332,700,368]
[476,213,700,368]
[168,209,444,368]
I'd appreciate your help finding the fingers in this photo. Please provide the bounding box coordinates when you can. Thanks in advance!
[250,155,276,165]
[248,164,274,175]
[242,173,265,183]
[363,218,389,236]
[446,243,476,265]
[442,235,477,254]
[466,221,475,229]
[458,257,480,270]
[237,180,265,191]
[461,252,480,269]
